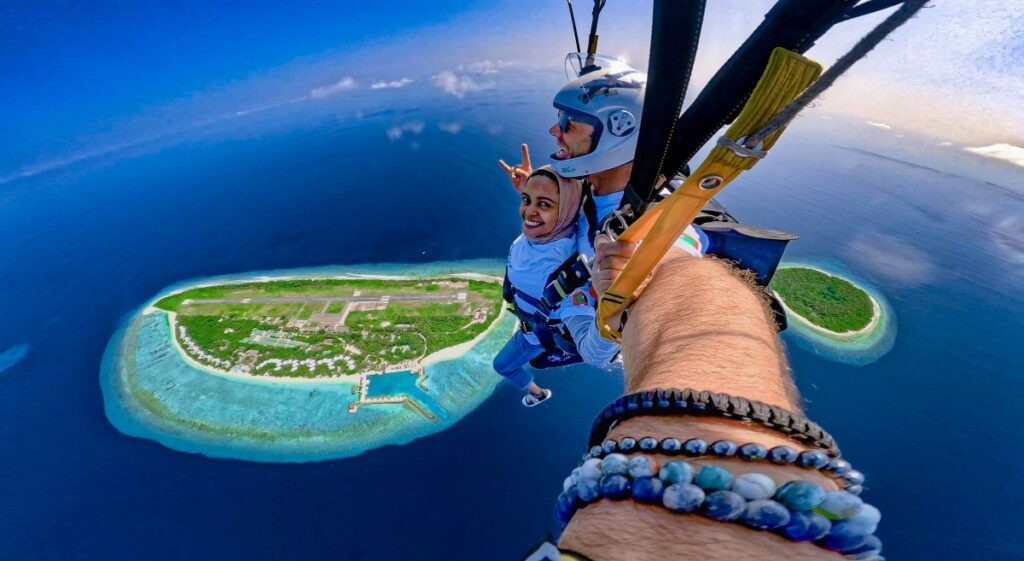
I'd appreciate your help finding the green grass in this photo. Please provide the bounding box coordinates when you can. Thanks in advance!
[325,302,345,314]
[771,268,873,332]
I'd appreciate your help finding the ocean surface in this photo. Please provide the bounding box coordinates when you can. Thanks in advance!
[1,72,1021,560]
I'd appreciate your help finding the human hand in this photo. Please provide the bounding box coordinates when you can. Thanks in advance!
[592,233,638,295]
[497,143,532,192]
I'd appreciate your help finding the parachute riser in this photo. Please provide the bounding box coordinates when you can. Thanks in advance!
[597,48,823,342]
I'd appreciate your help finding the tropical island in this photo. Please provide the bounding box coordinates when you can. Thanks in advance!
[771,267,876,335]
[153,277,503,378]
[100,261,517,462]
[770,263,895,365]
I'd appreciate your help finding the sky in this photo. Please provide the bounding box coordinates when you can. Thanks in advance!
[3,0,1022,183]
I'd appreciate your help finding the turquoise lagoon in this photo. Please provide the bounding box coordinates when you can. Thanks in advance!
[100,259,514,462]
[776,259,897,366]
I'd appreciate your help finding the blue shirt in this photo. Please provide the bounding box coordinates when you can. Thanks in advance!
[576,191,623,261]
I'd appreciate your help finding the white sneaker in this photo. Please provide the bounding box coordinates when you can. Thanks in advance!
[522,388,552,408]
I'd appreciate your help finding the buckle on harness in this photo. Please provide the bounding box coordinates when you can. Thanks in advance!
[717,135,767,159]
[601,206,636,241]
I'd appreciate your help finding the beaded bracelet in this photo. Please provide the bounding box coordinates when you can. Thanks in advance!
[580,437,864,493]
[556,455,882,559]
[589,388,841,457]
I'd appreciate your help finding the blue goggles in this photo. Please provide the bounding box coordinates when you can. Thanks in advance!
[558,110,599,133]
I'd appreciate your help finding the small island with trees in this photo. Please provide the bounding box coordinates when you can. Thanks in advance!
[771,267,876,335]
[769,263,895,366]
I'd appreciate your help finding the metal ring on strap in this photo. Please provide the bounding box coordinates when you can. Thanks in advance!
[716,135,767,159]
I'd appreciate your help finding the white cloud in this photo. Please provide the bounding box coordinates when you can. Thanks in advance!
[867,121,892,130]
[438,121,462,134]
[233,104,278,117]
[370,77,414,89]
[430,70,493,98]
[309,77,356,99]
[964,143,1024,168]
[385,121,425,141]
[845,233,936,287]
[461,60,516,75]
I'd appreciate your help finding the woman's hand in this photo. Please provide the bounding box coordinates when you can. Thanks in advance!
[498,143,532,192]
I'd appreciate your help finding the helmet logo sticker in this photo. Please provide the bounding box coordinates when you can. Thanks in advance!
[607,109,637,137]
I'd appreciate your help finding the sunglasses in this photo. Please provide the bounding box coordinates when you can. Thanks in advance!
[558,110,580,133]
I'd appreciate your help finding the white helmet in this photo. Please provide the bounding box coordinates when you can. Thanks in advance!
[549,53,646,178]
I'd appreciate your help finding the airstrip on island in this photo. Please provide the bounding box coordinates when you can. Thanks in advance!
[100,261,516,462]
[153,277,502,379]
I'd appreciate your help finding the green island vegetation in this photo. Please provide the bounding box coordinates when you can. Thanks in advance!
[771,267,874,333]
[153,277,503,378]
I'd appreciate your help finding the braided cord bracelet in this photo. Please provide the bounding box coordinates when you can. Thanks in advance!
[589,388,841,457]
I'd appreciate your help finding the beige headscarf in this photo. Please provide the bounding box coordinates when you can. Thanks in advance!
[525,165,584,243]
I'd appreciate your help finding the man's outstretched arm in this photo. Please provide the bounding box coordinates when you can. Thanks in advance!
[559,246,843,560]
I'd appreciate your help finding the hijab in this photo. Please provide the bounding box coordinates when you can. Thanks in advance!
[526,165,583,243]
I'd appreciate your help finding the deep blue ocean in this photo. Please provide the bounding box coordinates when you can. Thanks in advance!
[1,71,1021,560]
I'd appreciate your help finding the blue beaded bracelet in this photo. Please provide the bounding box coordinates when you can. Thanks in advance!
[582,437,863,492]
[557,456,882,560]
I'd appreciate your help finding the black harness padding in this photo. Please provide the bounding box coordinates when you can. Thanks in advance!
[581,180,599,247]
[540,252,591,310]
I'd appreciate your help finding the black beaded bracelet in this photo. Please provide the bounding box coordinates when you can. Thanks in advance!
[588,388,841,457]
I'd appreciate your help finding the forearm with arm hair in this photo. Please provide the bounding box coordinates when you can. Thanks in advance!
[559,252,841,560]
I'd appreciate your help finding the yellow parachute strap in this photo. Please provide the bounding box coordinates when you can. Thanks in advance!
[597,48,823,342]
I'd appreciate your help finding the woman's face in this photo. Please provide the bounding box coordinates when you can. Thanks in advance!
[520,175,560,239]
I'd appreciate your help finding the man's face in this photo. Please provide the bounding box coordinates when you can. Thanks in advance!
[549,111,595,161]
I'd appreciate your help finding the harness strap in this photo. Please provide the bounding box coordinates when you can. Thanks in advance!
[597,48,822,342]
[581,180,599,247]
[503,259,588,354]
[541,253,591,310]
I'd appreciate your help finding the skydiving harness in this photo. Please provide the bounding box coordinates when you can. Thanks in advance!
[502,250,592,357]
[595,0,929,342]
